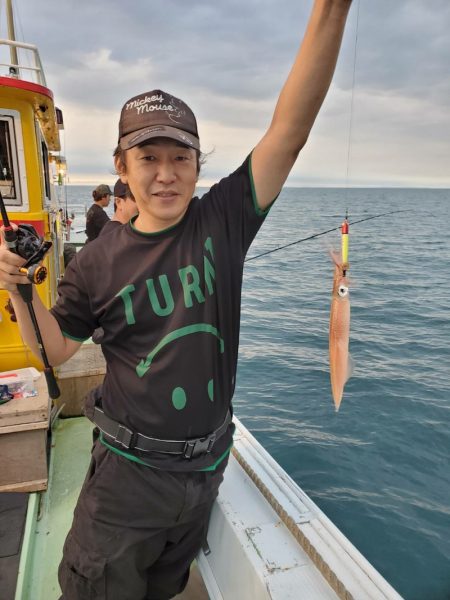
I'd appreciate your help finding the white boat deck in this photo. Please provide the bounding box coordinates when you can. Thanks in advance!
[199,418,403,600]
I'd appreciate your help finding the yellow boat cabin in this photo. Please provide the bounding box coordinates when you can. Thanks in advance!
[0,37,67,371]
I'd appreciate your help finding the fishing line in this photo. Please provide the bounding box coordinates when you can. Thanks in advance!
[246,0,369,266]
[244,209,410,263]
[345,0,360,190]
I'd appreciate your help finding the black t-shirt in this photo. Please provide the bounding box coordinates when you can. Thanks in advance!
[98,219,121,237]
[86,203,110,241]
[51,155,271,470]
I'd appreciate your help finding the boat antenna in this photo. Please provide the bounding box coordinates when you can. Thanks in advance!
[5,0,19,77]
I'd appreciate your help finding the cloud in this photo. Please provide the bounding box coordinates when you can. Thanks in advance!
[51,48,155,109]
[61,101,118,183]
[10,0,450,186]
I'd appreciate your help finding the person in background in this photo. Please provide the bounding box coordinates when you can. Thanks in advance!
[58,208,77,266]
[98,179,138,237]
[65,211,73,238]
[0,2,354,598]
[85,184,112,242]
[91,179,140,344]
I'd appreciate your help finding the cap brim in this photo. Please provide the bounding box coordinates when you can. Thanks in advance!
[119,125,200,151]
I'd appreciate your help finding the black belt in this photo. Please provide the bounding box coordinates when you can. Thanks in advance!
[92,406,232,459]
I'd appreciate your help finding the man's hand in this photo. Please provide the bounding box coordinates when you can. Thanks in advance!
[0,225,29,293]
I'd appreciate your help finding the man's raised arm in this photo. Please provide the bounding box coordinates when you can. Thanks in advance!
[252,0,353,209]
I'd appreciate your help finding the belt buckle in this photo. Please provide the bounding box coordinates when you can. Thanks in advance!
[184,433,216,459]
[113,424,133,449]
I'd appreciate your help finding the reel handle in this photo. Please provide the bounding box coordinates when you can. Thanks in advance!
[19,264,48,284]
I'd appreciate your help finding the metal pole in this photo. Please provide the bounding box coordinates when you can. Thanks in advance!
[6,0,19,77]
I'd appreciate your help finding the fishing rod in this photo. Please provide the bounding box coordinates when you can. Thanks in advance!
[245,209,410,263]
[0,193,60,399]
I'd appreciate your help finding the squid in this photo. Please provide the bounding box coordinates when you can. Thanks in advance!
[329,217,353,411]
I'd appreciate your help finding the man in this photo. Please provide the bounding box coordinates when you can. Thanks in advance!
[0,2,353,598]
[91,180,139,343]
[98,179,138,237]
[85,183,112,241]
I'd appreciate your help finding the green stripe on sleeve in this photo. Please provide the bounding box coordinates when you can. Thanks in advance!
[61,330,90,342]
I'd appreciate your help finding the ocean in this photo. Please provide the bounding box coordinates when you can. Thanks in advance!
[65,185,449,600]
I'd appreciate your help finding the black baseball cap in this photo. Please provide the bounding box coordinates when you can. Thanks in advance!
[118,89,200,151]
[114,179,128,198]
[94,184,112,196]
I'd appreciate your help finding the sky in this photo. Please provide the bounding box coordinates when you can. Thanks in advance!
[4,0,450,188]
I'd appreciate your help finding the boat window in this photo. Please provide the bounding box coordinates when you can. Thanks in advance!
[0,116,21,206]
[41,140,51,200]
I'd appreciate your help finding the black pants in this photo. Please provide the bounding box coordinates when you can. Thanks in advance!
[58,441,226,600]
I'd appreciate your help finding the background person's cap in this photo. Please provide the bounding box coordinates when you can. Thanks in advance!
[114,179,128,198]
[94,184,112,196]
[118,89,200,151]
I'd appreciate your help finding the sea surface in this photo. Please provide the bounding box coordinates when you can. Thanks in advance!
[65,186,449,600]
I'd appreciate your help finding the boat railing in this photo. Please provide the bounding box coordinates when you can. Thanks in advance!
[0,39,47,87]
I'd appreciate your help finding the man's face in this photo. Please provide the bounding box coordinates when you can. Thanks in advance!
[115,196,139,224]
[101,194,111,207]
[115,138,198,233]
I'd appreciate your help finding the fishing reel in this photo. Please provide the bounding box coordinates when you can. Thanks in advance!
[15,224,52,284]
[0,192,60,399]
